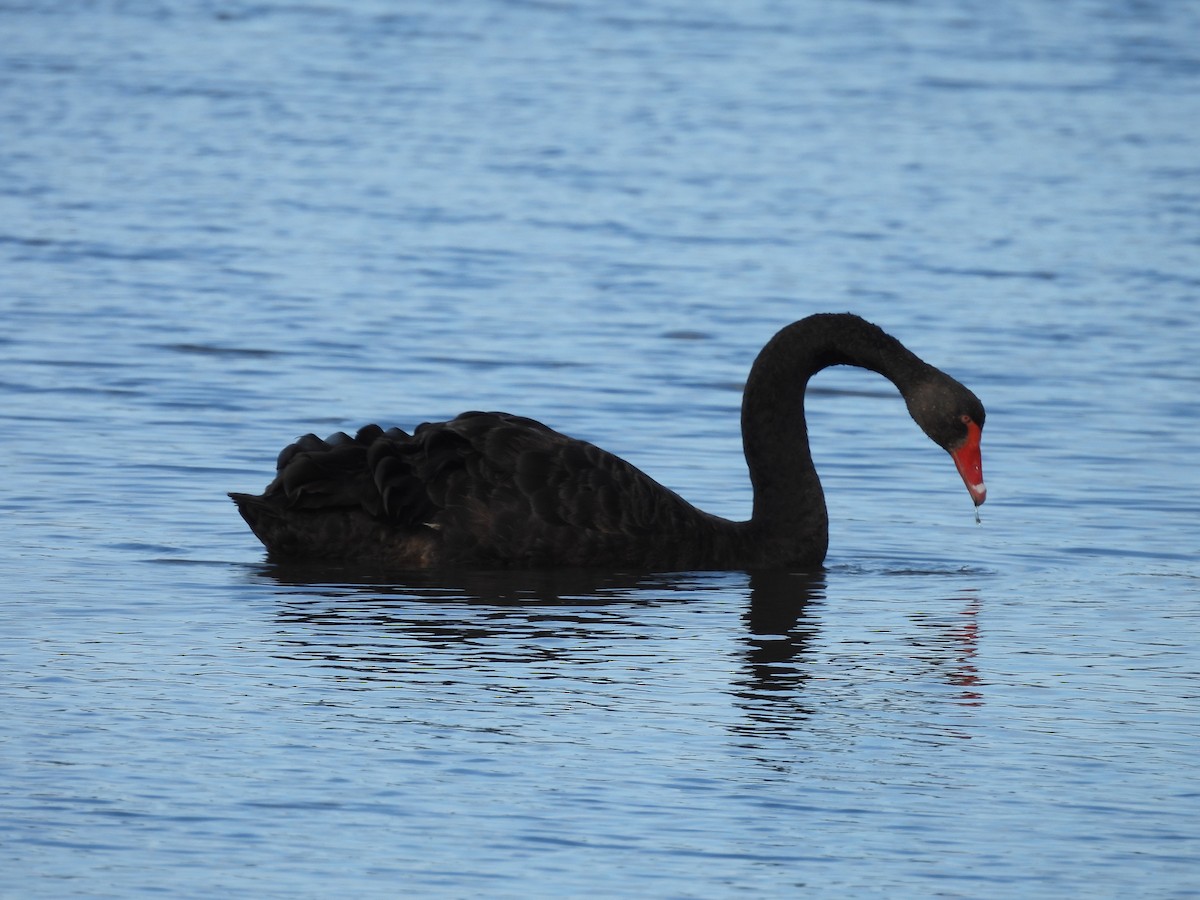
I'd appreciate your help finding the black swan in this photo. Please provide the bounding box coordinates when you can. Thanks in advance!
[231,313,986,570]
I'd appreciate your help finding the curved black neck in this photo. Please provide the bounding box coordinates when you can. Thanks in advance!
[739,313,930,565]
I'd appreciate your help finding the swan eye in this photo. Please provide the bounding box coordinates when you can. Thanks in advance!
[959,414,972,425]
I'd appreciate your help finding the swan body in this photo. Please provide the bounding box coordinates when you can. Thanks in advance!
[231,313,986,570]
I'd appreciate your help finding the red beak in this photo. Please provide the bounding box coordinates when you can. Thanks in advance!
[950,419,987,506]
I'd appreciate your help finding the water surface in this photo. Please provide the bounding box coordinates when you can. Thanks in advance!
[2,1,1198,897]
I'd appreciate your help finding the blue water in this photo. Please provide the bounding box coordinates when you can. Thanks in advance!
[3,1,1199,896]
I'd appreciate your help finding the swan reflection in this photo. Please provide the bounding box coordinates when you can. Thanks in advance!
[253,564,982,738]
[731,571,825,733]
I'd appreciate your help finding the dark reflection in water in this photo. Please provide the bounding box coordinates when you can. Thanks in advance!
[255,564,826,732]
[259,564,751,686]
[255,563,982,737]
[732,571,824,734]
[258,561,703,607]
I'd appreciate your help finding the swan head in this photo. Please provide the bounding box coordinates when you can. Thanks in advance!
[905,374,987,506]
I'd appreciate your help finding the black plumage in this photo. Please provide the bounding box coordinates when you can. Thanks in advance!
[231,314,987,570]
